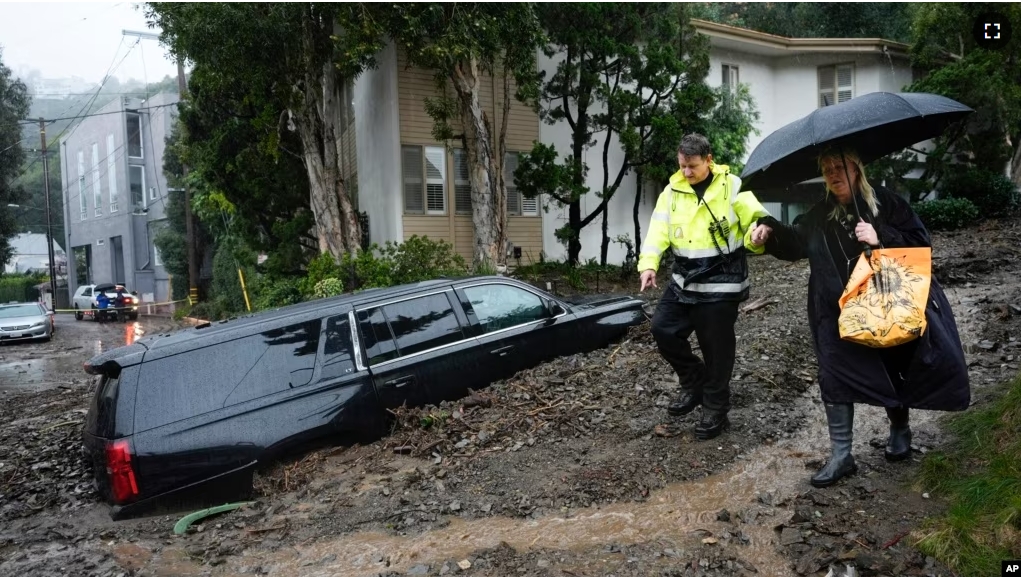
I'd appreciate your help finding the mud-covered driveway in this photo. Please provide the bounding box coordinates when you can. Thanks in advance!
[2,220,1020,577]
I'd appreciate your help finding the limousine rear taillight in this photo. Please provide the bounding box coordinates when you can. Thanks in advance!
[105,440,139,503]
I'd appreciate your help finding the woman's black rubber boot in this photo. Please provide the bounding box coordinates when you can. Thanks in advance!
[884,406,912,461]
[811,403,857,488]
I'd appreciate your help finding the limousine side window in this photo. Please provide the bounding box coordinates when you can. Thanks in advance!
[463,284,548,334]
[223,319,322,406]
[382,292,464,357]
[357,307,399,366]
[135,320,322,430]
[321,314,356,379]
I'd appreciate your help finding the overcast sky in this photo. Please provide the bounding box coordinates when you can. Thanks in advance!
[0,2,180,89]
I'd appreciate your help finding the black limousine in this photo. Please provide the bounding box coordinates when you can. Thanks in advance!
[82,275,646,519]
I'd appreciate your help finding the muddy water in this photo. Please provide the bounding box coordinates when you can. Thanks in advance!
[0,316,167,392]
[229,438,826,576]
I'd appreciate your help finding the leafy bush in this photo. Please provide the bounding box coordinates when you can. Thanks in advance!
[338,235,469,291]
[189,297,232,321]
[913,197,980,231]
[939,168,1019,217]
[252,277,303,311]
[297,253,342,298]
[0,272,45,303]
[313,278,344,299]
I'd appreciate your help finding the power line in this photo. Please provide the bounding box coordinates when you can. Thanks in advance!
[16,103,178,126]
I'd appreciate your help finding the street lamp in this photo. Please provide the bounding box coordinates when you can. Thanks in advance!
[6,202,58,308]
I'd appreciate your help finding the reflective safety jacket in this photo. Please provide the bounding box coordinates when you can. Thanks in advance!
[638,163,771,303]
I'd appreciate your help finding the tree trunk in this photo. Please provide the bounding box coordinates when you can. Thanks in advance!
[633,170,643,255]
[1010,132,1021,186]
[293,20,359,262]
[451,57,504,270]
[600,204,609,266]
[322,62,362,254]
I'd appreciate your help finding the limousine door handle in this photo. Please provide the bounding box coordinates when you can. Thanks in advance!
[490,345,514,357]
[384,375,414,388]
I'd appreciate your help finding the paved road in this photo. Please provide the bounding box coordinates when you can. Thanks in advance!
[0,313,186,392]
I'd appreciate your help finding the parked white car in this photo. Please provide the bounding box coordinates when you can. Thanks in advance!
[72,284,140,321]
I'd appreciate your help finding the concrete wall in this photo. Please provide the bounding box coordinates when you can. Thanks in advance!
[354,42,403,246]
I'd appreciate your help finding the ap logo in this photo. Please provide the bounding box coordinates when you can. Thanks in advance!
[1003,560,1021,575]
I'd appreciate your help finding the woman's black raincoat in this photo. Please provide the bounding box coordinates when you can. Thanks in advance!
[761,186,970,410]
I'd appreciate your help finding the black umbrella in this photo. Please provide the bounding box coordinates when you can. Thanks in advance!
[739,92,973,192]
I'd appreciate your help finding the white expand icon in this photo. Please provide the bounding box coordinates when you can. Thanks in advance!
[985,22,1001,40]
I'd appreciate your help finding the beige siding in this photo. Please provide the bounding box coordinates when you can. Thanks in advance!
[403,215,452,243]
[507,217,543,266]
[396,48,542,265]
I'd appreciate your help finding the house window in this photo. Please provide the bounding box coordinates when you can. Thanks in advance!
[402,145,446,215]
[149,186,157,201]
[107,134,119,212]
[504,152,538,217]
[129,166,145,212]
[818,63,854,108]
[126,112,143,158]
[154,245,162,267]
[91,143,102,217]
[722,64,739,91]
[77,150,87,221]
[453,148,472,214]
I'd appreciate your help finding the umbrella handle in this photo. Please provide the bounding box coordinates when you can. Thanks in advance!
[863,244,872,260]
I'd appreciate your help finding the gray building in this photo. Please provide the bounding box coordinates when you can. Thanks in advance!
[59,91,178,306]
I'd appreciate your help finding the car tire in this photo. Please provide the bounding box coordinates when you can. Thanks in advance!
[75,306,83,321]
[128,313,138,321]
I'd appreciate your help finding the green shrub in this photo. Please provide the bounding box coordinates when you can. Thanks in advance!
[337,235,469,291]
[913,197,980,231]
[252,277,303,311]
[313,278,344,299]
[0,273,45,303]
[297,253,342,298]
[939,168,1019,217]
[189,297,232,321]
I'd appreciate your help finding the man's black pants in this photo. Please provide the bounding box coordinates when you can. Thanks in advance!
[651,286,740,416]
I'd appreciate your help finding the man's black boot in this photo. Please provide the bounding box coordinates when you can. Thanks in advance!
[667,391,702,417]
[694,411,729,440]
[811,403,857,488]
[884,406,912,462]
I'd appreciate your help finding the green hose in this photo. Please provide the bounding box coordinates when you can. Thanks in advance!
[173,501,256,535]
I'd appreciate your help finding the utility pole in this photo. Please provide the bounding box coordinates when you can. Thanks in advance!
[39,118,57,308]
[123,29,198,304]
[176,59,198,305]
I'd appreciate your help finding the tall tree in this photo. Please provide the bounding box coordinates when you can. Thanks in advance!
[0,48,30,270]
[145,3,384,260]
[514,3,712,266]
[908,3,1021,185]
[695,3,916,44]
[364,3,544,270]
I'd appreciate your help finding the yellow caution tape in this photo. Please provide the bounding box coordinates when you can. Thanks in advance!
[51,298,191,314]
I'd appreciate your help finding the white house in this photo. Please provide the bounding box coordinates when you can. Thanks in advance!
[5,233,66,275]
[348,19,917,267]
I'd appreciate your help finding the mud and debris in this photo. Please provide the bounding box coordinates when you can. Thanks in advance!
[2,219,1021,576]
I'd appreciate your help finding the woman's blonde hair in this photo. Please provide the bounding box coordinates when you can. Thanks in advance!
[818,147,879,222]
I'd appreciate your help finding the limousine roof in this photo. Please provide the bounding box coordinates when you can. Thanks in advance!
[129,275,531,355]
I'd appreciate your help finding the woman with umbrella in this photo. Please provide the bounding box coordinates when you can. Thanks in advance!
[744,92,971,488]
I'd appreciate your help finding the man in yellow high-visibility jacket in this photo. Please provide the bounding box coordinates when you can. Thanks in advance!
[638,133,772,440]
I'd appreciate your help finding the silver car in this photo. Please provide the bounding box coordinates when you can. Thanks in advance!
[0,302,52,343]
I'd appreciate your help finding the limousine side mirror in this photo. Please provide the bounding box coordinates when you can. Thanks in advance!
[546,300,566,318]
